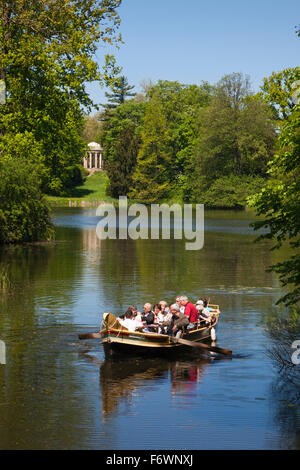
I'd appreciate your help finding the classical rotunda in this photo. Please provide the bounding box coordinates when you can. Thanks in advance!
[82,142,104,171]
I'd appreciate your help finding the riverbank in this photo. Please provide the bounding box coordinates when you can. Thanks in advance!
[46,172,116,207]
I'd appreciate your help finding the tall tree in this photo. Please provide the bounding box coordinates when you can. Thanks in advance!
[0,0,122,193]
[260,67,300,121]
[249,103,300,306]
[188,73,276,205]
[106,122,141,198]
[129,93,172,203]
[104,75,135,111]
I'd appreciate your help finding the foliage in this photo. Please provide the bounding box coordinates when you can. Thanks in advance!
[104,75,135,111]
[260,67,300,120]
[100,100,146,161]
[0,0,123,194]
[101,74,277,207]
[129,93,173,203]
[188,74,276,203]
[147,80,212,179]
[0,156,53,244]
[82,114,102,143]
[249,104,300,306]
[106,122,141,198]
[194,175,266,208]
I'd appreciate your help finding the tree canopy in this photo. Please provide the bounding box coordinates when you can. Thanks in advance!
[0,0,122,194]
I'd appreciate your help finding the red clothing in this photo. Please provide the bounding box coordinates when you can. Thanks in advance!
[184,302,198,323]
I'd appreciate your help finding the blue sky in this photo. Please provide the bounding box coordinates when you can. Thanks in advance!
[86,0,300,112]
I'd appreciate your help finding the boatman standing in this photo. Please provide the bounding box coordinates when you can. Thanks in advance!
[180,295,198,329]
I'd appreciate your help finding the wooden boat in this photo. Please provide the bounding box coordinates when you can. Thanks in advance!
[101,305,221,358]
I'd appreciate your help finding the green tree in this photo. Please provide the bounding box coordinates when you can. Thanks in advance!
[260,67,300,121]
[189,73,276,206]
[103,75,135,113]
[0,140,53,244]
[82,114,102,143]
[106,122,141,197]
[100,100,145,161]
[0,0,122,193]
[249,103,300,306]
[129,93,172,203]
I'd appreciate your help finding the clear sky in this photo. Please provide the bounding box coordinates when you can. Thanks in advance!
[86,0,300,112]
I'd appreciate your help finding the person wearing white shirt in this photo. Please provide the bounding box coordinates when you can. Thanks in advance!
[119,310,139,332]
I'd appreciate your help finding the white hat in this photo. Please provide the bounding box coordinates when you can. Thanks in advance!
[196,300,204,305]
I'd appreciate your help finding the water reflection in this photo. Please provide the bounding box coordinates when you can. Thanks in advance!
[97,356,212,420]
[264,313,300,449]
[0,208,299,449]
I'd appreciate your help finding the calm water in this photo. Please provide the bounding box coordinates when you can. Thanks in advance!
[0,208,299,450]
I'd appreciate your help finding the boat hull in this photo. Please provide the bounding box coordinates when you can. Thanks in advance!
[102,322,217,358]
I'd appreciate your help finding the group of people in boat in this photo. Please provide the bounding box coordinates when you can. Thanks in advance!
[117,295,217,336]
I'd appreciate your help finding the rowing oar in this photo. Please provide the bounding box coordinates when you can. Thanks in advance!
[78,329,106,340]
[172,337,232,356]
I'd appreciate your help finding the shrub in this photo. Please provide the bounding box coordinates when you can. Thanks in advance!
[0,157,54,244]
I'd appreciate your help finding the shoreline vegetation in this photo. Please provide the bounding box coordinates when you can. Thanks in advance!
[46,170,256,210]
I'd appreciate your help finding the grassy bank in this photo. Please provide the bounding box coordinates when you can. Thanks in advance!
[46,171,116,207]
[46,170,257,210]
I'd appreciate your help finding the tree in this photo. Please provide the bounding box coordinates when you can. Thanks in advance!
[260,67,300,121]
[142,80,212,198]
[0,138,54,244]
[82,114,102,143]
[103,75,135,112]
[0,0,122,193]
[188,73,276,206]
[106,122,141,198]
[249,103,300,306]
[100,101,145,161]
[129,93,172,203]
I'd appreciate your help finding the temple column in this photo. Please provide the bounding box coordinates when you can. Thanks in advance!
[89,152,92,169]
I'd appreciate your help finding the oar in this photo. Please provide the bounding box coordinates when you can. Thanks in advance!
[172,337,232,356]
[78,329,106,340]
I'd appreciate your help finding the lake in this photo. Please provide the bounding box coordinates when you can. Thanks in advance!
[0,208,299,450]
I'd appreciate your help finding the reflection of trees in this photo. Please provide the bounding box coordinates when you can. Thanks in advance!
[0,225,85,329]
[99,356,210,419]
[266,313,300,403]
[98,226,280,319]
[265,312,300,449]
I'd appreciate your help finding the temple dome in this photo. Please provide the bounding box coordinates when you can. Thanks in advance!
[87,142,103,151]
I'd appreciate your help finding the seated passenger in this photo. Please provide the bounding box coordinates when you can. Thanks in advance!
[153,304,164,324]
[158,304,173,334]
[141,303,155,332]
[159,300,169,314]
[164,304,189,337]
[200,297,211,312]
[180,295,198,329]
[196,300,213,324]
[119,310,139,332]
[176,295,186,314]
